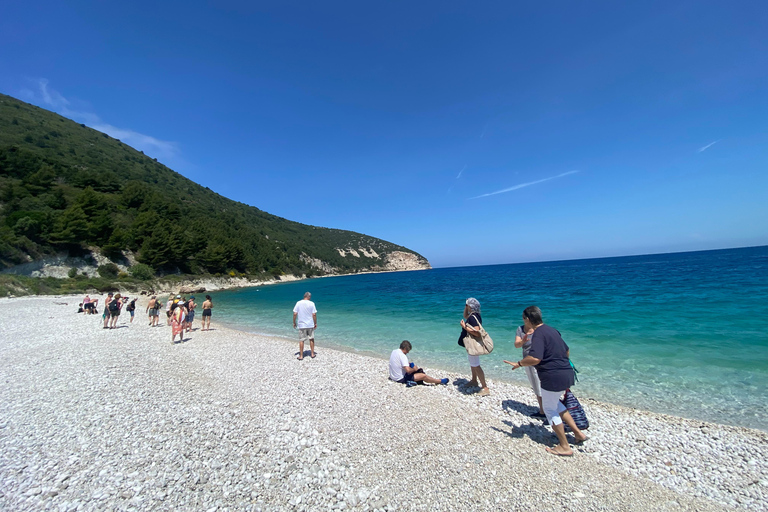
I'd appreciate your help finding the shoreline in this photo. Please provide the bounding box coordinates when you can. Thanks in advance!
[1,267,432,299]
[223,319,768,436]
[1,295,766,511]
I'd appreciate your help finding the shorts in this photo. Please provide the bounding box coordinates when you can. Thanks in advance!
[129,310,134,317]
[187,310,195,322]
[84,303,94,311]
[468,354,481,368]
[202,309,211,317]
[299,328,315,342]
[110,310,120,317]
[541,389,568,427]
[396,371,417,384]
[149,309,158,317]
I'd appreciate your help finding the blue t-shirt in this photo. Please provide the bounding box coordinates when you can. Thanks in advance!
[528,324,574,392]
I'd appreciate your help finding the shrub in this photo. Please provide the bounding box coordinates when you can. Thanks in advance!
[67,267,78,279]
[129,263,154,281]
[97,263,119,279]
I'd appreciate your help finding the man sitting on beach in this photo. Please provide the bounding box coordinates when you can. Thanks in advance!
[389,340,449,386]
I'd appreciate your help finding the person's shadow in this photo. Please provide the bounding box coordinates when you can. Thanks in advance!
[491,419,556,446]
[501,398,543,418]
[295,350,315,360]
[452,377,481,395]
[489,399,555,446]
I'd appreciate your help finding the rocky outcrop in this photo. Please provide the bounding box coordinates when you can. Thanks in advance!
[153,275,305,295]
[300,254,335,274]
[0,248,137,278]
[380,251,431,271]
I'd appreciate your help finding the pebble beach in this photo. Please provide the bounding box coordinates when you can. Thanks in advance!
[1,295,766,511]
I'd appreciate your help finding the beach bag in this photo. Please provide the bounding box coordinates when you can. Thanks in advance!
[108,300,119,313]
[561,389,589,430]
[462,314,494,356]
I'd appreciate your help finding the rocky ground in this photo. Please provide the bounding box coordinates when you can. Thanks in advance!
[1,296,766,511]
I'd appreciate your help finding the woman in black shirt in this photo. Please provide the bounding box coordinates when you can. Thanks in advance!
[505,306,587,456]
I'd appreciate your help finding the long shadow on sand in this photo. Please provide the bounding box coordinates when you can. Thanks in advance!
[491,420,557,447]
[501,398,542,418]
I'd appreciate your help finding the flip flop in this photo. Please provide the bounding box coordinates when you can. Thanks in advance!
[573,436,588,445]
[297,356,304,361]
[546,447,574,457]
[310,354,316,359]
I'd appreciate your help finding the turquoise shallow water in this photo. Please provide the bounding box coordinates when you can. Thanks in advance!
[213,246,768,431]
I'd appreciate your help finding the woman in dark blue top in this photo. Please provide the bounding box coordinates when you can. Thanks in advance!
[504,306,587,456]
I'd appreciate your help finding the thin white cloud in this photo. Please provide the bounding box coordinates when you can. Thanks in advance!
[456,164,467,180]
[698,140,720,153]
[20,79,179,160]
[470,170,579,199]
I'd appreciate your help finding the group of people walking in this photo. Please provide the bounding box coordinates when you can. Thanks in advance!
[80,293,138,329]
[81,292,214,344]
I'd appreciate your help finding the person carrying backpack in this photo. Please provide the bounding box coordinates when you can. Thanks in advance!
[126,298,136,323]
[108,293,123,329]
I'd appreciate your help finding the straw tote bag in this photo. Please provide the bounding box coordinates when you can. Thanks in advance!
[463,314,494,356]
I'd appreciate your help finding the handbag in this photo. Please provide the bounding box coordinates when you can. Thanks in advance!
[462,314,494,356]
[561,389,589,430]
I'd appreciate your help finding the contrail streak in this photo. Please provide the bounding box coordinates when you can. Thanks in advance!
[469,170,579,199]
[698,140,720,153]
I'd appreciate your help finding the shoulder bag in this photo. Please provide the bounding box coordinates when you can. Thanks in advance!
[462,313,494,356]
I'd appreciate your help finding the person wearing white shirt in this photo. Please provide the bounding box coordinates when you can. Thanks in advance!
[293,292,318,360]
[389,340,449,386]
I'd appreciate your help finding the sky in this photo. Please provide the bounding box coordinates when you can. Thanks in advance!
[1,1,767,268]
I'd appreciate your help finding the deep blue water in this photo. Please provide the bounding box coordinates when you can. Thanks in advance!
[213,246,768,431]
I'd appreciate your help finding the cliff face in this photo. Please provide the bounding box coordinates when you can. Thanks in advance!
[381,251,431,271]
[326,247,431,272]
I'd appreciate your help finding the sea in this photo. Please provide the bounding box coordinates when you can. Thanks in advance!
[212,245,768,432]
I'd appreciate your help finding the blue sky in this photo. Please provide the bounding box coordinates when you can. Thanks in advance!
[2,1,767,267]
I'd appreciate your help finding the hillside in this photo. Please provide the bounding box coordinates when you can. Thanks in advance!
[0,93,430,279]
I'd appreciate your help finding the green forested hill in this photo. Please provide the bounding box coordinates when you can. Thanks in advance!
[0,94,428,277]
